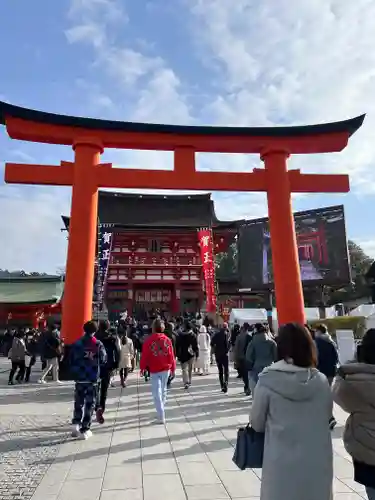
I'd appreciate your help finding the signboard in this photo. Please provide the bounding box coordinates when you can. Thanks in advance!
[135,290,172,303]
[107,290,128,299]
[336,329,356,364]
[198,228,217,313]
[238,205,350,289]
[94,224,114,310]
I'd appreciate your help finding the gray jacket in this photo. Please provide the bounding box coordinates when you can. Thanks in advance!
[245,333,277,380]
[333,362,375,466]
[251,360,333,500]
[234,330,252,363]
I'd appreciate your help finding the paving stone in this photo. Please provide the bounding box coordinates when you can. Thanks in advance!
[185,483,230,499]
[102,464,143,490]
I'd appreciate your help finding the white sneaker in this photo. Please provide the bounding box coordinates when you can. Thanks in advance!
[80,429,92,440]
[71,425,80,438]
[56,380,63,384]
[38,379,46,384]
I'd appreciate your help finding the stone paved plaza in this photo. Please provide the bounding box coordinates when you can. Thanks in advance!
[0,359,366,500]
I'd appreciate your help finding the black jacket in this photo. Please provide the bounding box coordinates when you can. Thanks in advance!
[315,334,339,379]
[176,330,199,363]
[41,330,62,359]
[211,328,230,359]
[96,330,121,373]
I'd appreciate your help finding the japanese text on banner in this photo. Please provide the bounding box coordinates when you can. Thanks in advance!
[198,229,217,313]
[94,225,113,311]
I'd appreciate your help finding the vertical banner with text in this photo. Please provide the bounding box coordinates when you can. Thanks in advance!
[94,224,114,314]
[198,228,217,313]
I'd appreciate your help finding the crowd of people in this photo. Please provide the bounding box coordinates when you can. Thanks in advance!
[2,313,375,499]
[2,325,63,385]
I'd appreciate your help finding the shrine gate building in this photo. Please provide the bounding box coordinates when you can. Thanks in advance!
[63,191,238,318]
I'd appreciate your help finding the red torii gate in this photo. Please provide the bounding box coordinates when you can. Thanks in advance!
[0,102,364,343]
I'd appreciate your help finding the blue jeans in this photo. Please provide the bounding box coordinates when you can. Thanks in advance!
[366,486,375,500]
[150,370,170,421]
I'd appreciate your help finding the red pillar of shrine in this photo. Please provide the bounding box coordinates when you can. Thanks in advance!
[262,150,305,326]
[32,314,39,330]
[61,138,102,344]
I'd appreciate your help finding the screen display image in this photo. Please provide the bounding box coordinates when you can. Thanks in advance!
[238,205,350,289]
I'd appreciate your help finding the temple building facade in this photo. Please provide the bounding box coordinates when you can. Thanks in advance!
[92,191,239,318]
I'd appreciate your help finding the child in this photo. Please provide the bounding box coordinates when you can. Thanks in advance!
[70,321,107,440]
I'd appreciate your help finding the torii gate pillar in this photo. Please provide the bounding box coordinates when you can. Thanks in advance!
[263,150,304,325]
[63,139,102,339]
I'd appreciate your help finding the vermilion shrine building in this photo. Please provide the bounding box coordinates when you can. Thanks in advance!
[0,275,63,328]
[63,191,240,318]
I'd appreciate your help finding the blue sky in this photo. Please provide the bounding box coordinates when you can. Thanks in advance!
[1,0,375,273]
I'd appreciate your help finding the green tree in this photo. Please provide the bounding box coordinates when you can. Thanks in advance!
[348,240,374,278]
[328,240,374,303]
[215,242,238,279]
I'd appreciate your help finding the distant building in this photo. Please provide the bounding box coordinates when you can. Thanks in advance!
[0,275,63,328]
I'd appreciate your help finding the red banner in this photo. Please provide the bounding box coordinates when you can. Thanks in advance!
[198,229,217,313]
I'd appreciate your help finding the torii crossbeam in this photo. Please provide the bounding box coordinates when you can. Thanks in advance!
[0,101,365,343]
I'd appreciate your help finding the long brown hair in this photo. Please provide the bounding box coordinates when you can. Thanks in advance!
[277,323,317,368]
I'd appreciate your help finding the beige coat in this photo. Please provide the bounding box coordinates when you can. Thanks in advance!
[333,362,375,466]
[119,339,134,369]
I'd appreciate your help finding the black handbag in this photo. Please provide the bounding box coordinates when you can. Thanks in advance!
[232,424,265,470]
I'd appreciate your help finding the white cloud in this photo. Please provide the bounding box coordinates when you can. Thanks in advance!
[132,68,192,124]
[65,22,106,48]
[68,0,125,24]
[0,186,69,273]
[65,0,191,125]
[189,0,375,189]
[358,240,375,259]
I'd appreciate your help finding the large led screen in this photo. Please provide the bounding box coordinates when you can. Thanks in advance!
[238,205,350,289]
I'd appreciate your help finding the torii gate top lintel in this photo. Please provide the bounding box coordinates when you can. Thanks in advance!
[0,100,365,154]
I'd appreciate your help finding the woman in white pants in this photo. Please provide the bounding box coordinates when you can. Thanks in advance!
[196,326,211,375]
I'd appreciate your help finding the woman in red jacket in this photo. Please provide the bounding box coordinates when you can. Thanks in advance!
[140,318,176,424]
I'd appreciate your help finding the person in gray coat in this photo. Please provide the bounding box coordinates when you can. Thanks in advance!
[245,323,277,393]
[251,323,333,500]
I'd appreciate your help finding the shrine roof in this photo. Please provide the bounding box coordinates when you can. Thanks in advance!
[0,101,365,139]
[62,191,240,230]
[0,276,64,305]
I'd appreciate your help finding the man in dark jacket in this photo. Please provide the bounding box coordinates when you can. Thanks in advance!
[38,324,62,384]
[234,322,253,395]
[70,321,107,439]
[95,321,121,424]
[314,324,339,429]
[176,321,199,389]
[211,323,231,393]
